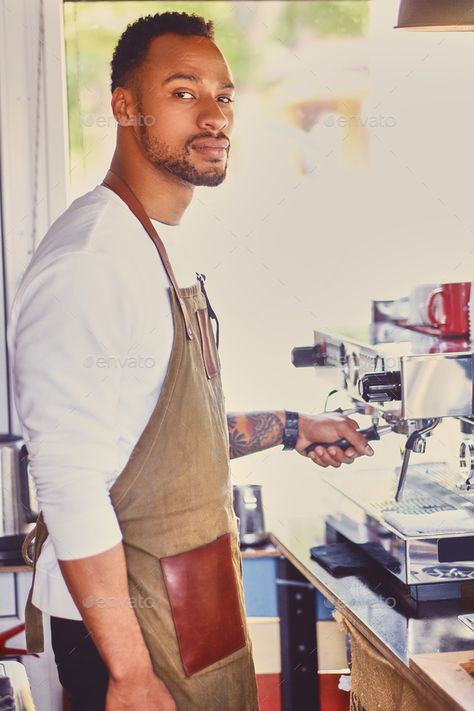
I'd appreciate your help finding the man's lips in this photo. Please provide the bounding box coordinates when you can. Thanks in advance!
[191,138,229,160]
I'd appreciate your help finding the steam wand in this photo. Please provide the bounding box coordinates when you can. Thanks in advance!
[394,419,440,502]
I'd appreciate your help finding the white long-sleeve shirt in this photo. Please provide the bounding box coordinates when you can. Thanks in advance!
[7,184,197,620]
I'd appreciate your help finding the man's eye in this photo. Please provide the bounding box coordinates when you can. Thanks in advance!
[174,91,194,99]
[218,96,234,104]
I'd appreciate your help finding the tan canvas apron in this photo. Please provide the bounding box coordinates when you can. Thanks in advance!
[23,171,260,711]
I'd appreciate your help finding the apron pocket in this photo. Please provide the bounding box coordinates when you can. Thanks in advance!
[196,308,219,379]
[160,532,246,677]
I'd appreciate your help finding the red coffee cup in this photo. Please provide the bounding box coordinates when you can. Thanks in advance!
[427,282,471,336]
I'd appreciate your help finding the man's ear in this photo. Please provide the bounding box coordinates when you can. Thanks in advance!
[111,87,138,127]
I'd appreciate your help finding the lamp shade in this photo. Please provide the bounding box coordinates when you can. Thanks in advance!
[396,0,474,31]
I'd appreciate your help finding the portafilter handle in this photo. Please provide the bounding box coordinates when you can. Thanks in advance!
[304,423,392,455]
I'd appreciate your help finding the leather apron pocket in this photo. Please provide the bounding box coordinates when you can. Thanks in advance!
[160,532,246,676]
[196,308,219,379]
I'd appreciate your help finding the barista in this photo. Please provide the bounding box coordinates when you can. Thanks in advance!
[10,12,374,711]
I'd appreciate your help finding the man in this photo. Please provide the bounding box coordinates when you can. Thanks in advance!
[8,12,373,711]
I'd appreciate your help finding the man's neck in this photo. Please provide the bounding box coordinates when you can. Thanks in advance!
[109,150,194,226]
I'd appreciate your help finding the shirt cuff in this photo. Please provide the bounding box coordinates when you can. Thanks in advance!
[43,495,123,560]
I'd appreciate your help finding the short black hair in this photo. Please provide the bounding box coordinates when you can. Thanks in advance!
[111,12,215,93]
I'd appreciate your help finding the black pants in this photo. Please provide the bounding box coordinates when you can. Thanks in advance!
[50,616,109,711]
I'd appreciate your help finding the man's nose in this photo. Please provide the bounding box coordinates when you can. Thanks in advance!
[196,97,229,132]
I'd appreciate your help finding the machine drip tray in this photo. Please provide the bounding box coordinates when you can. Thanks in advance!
[368,495,456,517]
[324,464,474,596]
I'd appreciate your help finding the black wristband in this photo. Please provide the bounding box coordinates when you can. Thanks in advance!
[282,411,299,451]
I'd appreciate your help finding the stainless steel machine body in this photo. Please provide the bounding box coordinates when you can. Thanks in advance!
[293,308,474,599]
[323,462,474,599]
[306,326,473,421]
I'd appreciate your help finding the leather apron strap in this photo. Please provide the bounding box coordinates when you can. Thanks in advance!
[101,169,195,341]
[23,512,49,653]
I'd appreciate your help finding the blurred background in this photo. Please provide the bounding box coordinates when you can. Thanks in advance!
[3,0,474,507]
[59,0,474,505]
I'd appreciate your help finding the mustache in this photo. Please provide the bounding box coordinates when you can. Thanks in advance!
[186,132,231,150]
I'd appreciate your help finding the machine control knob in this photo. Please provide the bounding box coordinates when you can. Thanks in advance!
[291,345,326,367]
[359,371,401,403]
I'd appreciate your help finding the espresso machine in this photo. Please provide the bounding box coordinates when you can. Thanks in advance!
[292,297,474,601]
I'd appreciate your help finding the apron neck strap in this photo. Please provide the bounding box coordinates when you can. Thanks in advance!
[102,169,195,341]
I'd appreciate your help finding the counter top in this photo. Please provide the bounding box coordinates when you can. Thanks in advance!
[240,543,279,559]
[0,564,31,574]
[270,514,474,662]
[267,492,474,709]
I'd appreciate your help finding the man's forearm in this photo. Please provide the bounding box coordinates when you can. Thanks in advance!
[227,411,286,459]
[59,542,152,681]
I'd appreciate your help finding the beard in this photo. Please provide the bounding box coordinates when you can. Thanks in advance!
[137,115,229,187]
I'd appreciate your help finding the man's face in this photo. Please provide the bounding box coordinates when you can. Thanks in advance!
[133,33,234,187]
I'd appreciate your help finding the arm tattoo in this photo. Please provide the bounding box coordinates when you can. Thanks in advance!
[227,411,285,459]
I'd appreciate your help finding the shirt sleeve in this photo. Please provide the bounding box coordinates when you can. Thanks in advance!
[9,250,136,560]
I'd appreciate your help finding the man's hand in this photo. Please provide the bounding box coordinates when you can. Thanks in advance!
[296,413,374,468]
[107,665,177,711]
[59,542,175,711]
